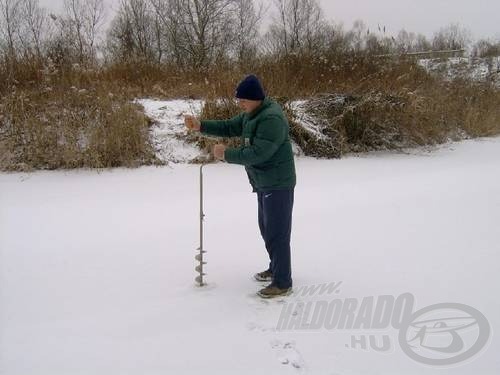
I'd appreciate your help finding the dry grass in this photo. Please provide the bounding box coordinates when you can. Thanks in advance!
[0,85,158,171]
[191,98,242,154]
[1,55,499,170]
[191,58,500,158]
[289,81,500,157]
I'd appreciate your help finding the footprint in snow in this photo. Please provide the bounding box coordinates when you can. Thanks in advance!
[270,339,305,371]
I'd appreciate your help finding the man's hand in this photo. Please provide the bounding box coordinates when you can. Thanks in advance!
[213,144,226,161]
[184,115,201,131]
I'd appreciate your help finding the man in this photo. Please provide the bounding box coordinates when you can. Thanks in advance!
[184,75,296,298]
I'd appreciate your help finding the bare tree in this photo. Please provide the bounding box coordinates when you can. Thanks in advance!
[148,0,238,69]
[126,0,155,61]
[64,0,86,62]
[472,38,500,58]
[265,0,329,56]
[106,6,134,62]
[82,0,106,59]
[342,19,367,54]
[106,0,159,63]
[0,0,22,58]
[150,1,163,63]
[415,33,431,52]
[19,0,49,59]
[60,0,105,64]
[395,29,418,54]
[110,0,262,68]
[432,23,471,51]
[176,0,237,69]
[233,0,263,63]
[321,22,352,56]
[268,0,288,55]
[149,0,181,64]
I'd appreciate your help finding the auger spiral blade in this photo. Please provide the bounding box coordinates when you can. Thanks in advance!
[194,253,207,262]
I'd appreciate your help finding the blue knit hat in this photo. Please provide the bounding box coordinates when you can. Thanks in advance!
[235,75,265,101]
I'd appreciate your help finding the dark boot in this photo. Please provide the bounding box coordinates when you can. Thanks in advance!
[253,269,273,282]
[257,283,293,299]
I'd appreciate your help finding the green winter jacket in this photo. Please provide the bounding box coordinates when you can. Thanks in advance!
[200,97,296,192]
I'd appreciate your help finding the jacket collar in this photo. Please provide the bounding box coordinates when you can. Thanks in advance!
[247,97,272,119]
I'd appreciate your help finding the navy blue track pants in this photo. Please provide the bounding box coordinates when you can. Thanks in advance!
[257,189,294,289]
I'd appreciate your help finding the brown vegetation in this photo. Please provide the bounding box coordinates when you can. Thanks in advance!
[1,0,499,170]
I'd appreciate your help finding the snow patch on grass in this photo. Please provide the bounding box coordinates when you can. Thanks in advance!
[289,100,329,141]
[135,98,206,163]
[418,56,500,86]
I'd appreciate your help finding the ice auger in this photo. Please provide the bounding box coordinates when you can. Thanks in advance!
[195,162,207,286]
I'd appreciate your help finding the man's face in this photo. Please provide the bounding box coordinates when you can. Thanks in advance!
[237,98,262,113]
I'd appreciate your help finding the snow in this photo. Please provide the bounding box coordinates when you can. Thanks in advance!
[1,130,500,373]
[135,98,206,163]
[418,56,500,86]
[289,100,329,140]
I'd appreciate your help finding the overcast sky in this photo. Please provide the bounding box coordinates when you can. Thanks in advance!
[39,0,500,41]
[318,0,499,40]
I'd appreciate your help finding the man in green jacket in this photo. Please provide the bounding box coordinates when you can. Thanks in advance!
[184,75,296,298]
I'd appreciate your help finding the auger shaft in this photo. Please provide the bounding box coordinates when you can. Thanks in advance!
[195,163,207,286]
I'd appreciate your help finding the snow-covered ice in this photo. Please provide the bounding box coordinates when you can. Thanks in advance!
[1,132,500,373]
